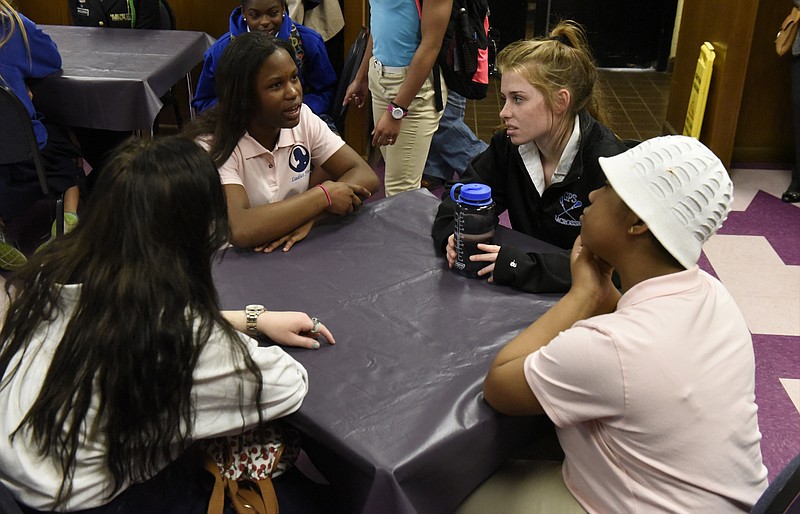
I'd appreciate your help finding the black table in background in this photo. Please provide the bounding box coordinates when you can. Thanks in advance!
[33,25,213,131]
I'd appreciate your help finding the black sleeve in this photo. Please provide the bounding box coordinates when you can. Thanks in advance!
[68,0,96,25]
[431,133,510,254]
[67,0,78,23]
[135,0,161,29]
[492,245,572,294]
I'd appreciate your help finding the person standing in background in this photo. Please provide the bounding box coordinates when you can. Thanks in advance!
[68,0,160,29]
[785,0,800,202]
[343,0,452,197]
[420,90,488,190]
[286,0,344,43]
[66,0,162,195]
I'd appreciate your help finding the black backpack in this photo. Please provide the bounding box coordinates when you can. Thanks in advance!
[416,0,491,110]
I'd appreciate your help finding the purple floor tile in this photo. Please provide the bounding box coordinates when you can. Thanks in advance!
[752,333,800,481]
[719,191,800,265]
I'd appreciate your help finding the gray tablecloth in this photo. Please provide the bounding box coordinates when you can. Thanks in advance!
[33,25,213,131]
[212,189,565,514]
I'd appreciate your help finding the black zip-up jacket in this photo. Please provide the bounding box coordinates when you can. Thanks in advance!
[432,111,627,293]
[69,0,160,29]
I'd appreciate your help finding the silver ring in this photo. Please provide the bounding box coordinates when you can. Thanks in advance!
[310,317,321,334]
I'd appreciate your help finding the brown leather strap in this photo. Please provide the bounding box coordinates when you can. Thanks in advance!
[202,451,227,514]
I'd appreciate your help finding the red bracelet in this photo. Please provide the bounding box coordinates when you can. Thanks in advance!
[316,184,332,207]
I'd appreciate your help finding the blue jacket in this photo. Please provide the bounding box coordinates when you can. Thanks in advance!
[192,7,336,116]
[0,13,61,148]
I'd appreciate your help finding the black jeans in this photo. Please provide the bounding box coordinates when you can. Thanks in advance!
[790,54,800,189]
[0,122,81,222]
[20,451,209,514]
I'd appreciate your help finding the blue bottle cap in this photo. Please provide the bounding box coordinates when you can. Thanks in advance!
[451,182,493,206]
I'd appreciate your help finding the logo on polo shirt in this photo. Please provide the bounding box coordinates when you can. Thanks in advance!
[554,192,582,227]
[289,145,311,175]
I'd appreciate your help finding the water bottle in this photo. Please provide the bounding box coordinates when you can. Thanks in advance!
[451,182,496,278]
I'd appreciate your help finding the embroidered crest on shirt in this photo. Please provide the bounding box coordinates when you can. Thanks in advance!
[555,192,583,227]
[289,145,310,179]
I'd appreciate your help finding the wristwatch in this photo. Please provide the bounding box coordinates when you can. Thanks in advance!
[388,101,409,120]
[245,304,266,336]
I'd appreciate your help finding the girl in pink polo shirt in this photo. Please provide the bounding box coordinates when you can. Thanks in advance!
[187,32,380,253]
[461,136,768,513]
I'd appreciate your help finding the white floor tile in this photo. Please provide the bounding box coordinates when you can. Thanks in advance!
[734,295,800,335]
[730,168,799,211]
[703,235,800,336]
[780,378,800,415]
[704,235,786,268]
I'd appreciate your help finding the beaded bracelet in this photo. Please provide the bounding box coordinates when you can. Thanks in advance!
[315,183,332,207]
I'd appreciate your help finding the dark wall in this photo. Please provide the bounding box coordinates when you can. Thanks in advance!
[533,0,678,70]
[487,0,527,51]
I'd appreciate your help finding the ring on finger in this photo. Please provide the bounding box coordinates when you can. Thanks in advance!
[310,317,321,334]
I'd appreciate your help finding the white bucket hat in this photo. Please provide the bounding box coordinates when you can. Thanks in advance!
[597,135,733,268]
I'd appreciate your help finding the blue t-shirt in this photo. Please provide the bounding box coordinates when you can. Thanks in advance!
[370,0,420,67]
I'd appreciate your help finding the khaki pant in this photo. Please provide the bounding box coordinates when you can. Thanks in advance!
[456,460,587,514]
[368,57,444,197]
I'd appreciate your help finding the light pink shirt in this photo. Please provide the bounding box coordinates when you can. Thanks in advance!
[525,267,768,513]
[216,104,344,206]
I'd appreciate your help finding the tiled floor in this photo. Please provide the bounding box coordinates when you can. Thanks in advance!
[598,69,671,140]
[703,167,800,479]
[464,69,672,143]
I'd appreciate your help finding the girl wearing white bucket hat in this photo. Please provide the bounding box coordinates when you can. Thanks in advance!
[461,136,768,514]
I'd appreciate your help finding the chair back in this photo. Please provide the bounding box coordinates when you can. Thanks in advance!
[159,0,176,30]
[0,85,49,195]
[330,27,369,135]
[751,452,800,514]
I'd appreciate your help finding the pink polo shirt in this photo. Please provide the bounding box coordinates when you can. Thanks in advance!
[215,105,344,206]
[525,267,768,513]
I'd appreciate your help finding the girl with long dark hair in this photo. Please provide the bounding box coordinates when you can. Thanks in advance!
[0,136,333,512]
[186,32,380,253]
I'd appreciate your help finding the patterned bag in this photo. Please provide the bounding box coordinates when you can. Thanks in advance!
[201,422,301,514]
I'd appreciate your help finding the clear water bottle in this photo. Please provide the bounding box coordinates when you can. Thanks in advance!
[451,182,496,278]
